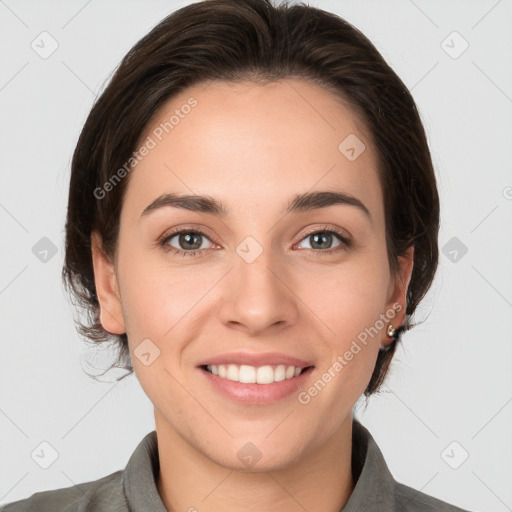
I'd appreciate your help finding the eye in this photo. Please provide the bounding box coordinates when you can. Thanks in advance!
[295,226,351,254]
[159,229,215,257]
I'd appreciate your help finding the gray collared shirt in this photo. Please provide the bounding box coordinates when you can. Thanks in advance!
[1,418,471,511]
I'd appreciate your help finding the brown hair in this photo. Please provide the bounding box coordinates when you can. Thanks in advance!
[62,0,439,396]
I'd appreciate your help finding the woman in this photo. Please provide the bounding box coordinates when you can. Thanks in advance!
[2,0,472,510]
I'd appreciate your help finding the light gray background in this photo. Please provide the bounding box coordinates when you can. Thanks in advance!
[1,1,511,511]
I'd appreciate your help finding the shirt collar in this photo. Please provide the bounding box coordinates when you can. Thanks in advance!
[341,418,396,511]
[122,429,168,512]
[122,417,396,512]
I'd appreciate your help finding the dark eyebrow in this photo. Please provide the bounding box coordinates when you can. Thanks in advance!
[283,191,371,222]
[140,191,372,222]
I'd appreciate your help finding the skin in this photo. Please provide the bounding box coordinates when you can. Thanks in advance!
[91,79,414,512]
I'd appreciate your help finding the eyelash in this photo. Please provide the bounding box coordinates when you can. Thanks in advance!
[158,225,352,258]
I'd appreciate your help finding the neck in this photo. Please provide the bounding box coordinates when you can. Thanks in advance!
[155,410,355,512]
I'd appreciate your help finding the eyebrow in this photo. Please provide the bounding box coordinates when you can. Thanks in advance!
[140,191,372,222]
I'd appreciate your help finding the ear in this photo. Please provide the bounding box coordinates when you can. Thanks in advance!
[90,231,126,335]
[381,245,414,348]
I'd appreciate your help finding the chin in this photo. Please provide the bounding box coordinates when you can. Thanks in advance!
[201,434,309,473]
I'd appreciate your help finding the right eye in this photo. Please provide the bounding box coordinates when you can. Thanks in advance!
[159,229,215,257]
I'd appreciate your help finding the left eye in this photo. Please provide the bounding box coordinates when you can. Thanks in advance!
[296,230,346,251]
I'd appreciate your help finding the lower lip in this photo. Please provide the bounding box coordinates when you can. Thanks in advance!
[198,366,314,405]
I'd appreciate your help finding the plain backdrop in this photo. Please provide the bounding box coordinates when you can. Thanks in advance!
[1,1,511,511]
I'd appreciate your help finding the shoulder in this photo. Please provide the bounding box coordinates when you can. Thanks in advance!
[0,470,127,512]
[395,481,471,511]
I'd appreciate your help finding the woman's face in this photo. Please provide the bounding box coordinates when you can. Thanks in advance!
[92,79,413,470]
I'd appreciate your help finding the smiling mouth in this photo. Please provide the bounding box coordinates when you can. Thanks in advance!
[200,364,314,384]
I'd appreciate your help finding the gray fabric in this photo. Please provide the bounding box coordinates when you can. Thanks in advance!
[1,418,470,511]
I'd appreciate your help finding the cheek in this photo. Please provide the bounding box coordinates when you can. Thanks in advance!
[115,236,195,335]
[303,255,389,385]
[310,256,389,333]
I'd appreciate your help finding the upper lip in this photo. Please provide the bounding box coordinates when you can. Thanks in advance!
[197,351,314,368]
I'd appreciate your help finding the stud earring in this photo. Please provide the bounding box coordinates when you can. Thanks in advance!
[386,324,396,338]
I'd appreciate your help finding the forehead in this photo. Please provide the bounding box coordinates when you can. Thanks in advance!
[123,79,383,225]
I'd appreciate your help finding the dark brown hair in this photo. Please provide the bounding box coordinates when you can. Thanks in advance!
[62,0,439,396]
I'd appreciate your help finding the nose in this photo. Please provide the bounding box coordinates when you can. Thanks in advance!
[218,244,299,336]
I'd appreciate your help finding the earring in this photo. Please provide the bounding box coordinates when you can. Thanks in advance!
[386,324,396,338]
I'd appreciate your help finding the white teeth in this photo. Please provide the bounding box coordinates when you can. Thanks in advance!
[226,364,239,381]
[206,364,306,384]
[274,364,286,382]
[239,365,256,383]
[256,365,274,384]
